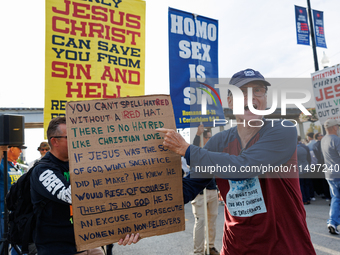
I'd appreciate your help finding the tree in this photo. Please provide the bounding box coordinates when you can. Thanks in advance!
[306,122,321,135]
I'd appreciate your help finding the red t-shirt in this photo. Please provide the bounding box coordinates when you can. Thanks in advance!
[186,121,316,255]
[216,134,315,254]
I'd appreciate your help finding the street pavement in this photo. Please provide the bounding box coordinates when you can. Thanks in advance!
[113,194,339,255]
[304,195,340,255]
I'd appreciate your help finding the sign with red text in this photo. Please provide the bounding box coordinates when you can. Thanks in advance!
[66,95,184,251]
[45,0,145,137]
[311,63,340,124]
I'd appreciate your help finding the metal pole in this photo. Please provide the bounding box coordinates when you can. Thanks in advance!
[3,150,9,255]
[199,131,210,255]
[307,0,319,71]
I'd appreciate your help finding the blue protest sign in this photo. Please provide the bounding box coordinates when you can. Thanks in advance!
[168,7,224,128]
[313,10,327,48]
[295,5,310,46]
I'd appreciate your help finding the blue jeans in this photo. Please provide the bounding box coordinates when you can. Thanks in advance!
[327,179,340,227]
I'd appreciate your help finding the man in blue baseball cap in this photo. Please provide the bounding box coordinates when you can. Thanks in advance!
[158,68,316,254]
[229,68,271,88]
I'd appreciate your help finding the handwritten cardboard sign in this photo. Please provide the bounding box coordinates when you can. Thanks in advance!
[66,95,184,251]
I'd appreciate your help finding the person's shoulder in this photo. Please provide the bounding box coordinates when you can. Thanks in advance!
[32,154,53,172]
[269,119,296,128]
[215,126,237,136]
[333,135,340,144]
[301,143,310,150]
[262,118,297,136]
[313,140,320,148]
[28,158,39,167]
[321,135,330,144]
[209,126,237,142]
[327,134,340,142]
[322,134,339,145]
[204,127,237,149]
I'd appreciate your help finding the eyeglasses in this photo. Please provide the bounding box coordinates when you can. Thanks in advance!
[40,149,49,151]
[50,136,67,139]
[240,87,267,97]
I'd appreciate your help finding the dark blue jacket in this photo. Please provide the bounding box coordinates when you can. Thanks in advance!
[192,135,217,191]
[30,152,75,255]
[0,159,22,220]
[313,140,325,164]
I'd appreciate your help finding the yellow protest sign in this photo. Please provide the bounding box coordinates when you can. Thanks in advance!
[45,0,145,138]
[66,95,184,251]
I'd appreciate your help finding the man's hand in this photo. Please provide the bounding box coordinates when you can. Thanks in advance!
[197,124,204,136]
[156,128,190,156]
[118,233,140,246]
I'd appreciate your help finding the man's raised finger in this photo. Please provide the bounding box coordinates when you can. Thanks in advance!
[156,128,174,134]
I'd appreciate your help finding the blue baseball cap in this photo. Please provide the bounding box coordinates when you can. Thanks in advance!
[229,68,271,88]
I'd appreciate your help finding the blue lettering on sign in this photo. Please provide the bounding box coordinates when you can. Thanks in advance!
[104,162,126,171]
[133,217,181,231]
[78,229,114,241]
[80,215,131,229]
[117,226,132,235]
[129,157,170,166]
[133,172,144,181]
[123,148,140,156]
[104,189,126,198]
[134,223,147,231]
[145,170,163,178]
[75,180,90,188]
[77,205,106,215]
[105,176,128,184]
[88,150,120,160]
[75,192,103,201]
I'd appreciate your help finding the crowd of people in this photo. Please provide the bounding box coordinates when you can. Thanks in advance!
[0,68,339,254]
[297,131,332,205]
[297,119,340,236]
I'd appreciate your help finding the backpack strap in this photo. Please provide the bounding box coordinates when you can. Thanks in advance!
[21,212,34,253]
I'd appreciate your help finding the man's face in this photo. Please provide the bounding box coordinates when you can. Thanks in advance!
[227,82,267,121]
[10,147,22,161]
[53,124,68,160]
[39,148,49,157]
[203,132,212,146]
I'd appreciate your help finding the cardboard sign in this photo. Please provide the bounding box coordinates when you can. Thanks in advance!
[66,95,184,251]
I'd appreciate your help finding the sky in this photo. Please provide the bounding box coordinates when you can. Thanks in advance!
[1,0,340,162]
